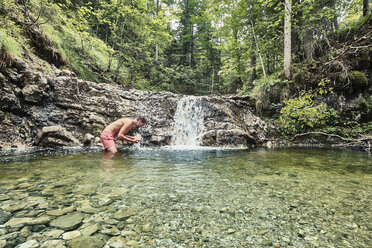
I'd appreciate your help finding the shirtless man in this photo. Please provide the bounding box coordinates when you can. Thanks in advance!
[100,116,147,153]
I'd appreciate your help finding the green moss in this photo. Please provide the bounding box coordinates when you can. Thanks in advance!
[350,71,369,88]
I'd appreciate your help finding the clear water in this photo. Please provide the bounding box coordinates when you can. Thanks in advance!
[0,147,371,247]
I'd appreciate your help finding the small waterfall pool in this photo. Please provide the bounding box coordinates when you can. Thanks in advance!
[0,147,371,247]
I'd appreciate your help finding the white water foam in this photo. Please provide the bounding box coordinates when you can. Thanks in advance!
[171,96,205,147]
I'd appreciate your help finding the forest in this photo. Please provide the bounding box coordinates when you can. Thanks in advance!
[1,0,371,139]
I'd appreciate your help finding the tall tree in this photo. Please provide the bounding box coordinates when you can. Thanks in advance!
[363,0,369,16]
[284,0,292,78]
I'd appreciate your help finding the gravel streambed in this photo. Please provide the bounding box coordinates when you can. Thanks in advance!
[0,148,371,248]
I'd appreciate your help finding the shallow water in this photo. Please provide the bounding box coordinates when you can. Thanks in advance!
[0,147,371,247]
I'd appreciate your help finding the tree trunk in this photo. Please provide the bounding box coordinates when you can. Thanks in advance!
[363,0,369,16]
[333,16,339,31]
[107,53,114,72]
[304,29,313,61]
[267,53,272,75]
[155,44,158,61]
[155,0,160,61]
[114,57,125,82]
[210,67,214,94]
[249,38,257,82]
[190,24,194,65]
[329,0,339,31]
[250,19,266,78]
[284,0,292,79]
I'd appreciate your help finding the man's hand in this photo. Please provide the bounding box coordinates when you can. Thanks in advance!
[133,134,142,143]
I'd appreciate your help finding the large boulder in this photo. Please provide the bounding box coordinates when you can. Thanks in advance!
[35,126,81,147]
[201,129,257,147]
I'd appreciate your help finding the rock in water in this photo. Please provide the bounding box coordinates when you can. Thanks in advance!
[0,211,11,224]
[82,133,95,146]
[68,236,105,248]
[50,213,84,230]
[18,240,39,248]
[40,240,66,248]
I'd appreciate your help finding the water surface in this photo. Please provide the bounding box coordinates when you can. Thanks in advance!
[0,148,371,247]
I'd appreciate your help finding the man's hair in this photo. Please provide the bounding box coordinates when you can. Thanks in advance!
[137,116,147,123]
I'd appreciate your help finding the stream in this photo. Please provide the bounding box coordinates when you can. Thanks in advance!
[0,147,371,247]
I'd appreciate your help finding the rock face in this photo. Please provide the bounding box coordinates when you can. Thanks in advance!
[0,63,277,148]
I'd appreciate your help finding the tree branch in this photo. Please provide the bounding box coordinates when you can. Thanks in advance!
[291,132,371,142]
[290,132,354,141]
[291,132,372,151]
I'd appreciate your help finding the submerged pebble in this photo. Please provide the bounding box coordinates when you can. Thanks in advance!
[0,148,370,247]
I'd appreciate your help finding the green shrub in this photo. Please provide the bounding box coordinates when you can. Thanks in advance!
[279,79,339,135]
[246,72,291,114]
[358,96,372,121]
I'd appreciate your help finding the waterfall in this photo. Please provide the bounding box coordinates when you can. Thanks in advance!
[171,96,205,146]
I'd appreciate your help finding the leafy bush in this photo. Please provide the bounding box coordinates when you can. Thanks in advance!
[246,72,291,114]
[358,95,372,121]
[279,79,339,135]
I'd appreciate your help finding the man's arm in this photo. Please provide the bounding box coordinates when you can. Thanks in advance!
[117,120,139,143]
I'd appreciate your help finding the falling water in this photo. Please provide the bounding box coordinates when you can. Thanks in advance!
[171,96,205,146]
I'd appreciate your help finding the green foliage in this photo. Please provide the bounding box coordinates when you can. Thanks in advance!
[358,95,372,121]
[320,121,372,139]
[279,80,340,135]
[337,1,369,29]
[243,72,290,113]
[0,0,369,96]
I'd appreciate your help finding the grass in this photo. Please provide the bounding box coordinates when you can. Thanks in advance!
[0,29,23,63]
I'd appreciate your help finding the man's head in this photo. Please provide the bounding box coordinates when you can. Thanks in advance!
[135,116,147,127]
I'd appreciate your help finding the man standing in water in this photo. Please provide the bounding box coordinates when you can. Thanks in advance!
[100,116,147,153]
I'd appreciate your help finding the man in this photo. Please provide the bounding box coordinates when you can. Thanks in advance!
[100,116,147,153]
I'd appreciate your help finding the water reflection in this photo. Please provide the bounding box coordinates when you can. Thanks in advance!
[100,151,116,171]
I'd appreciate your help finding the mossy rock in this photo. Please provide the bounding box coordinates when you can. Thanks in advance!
[350,71,369,89]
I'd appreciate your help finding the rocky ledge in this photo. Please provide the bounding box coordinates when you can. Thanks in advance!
[0,62,277,149]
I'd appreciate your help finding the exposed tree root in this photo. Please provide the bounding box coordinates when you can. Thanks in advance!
[291,132,372,151]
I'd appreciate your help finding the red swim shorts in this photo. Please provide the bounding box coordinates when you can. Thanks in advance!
[100,131,117,149]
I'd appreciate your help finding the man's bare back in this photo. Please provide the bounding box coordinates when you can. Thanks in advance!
[100,116,147,153]
[103,118,133,135]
